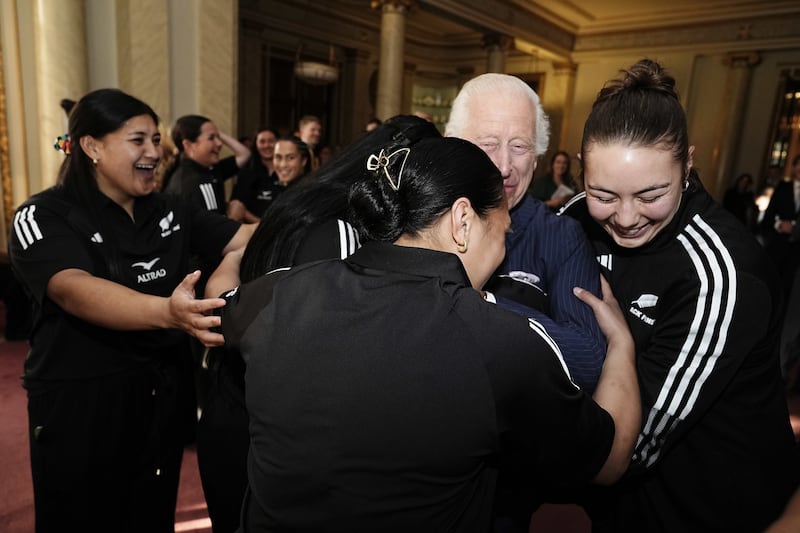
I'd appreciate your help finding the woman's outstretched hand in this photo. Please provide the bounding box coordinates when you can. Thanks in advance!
[169,270,227,347]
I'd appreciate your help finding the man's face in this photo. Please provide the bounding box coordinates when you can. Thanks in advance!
[456,92,538,209]
[299,121,321,147]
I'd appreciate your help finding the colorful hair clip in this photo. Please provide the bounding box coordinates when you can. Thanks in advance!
[53,133,71,155]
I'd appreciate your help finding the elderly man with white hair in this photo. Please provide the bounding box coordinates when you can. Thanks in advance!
[446,71,608,532]
[447,73,606,391]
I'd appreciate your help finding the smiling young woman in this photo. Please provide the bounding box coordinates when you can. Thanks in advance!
[563,58,798,532]
[8,88,254,533]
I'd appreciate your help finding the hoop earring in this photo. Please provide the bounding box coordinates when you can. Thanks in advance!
[456,241,468,253]
[682,179,689,192]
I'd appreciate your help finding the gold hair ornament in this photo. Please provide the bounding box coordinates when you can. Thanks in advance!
[366,147,411,191]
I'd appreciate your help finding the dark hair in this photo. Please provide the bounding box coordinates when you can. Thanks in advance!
[58,88,159,280]
[60,98,77,117]
[349,137,504,242]
[581,59,693,186]
[238,115,440,281]
[275,136,312,176]
[171,115,211,153]
[549,150,574,188]
[59,88,159,202]
[160,114,212,189]
[253,126,279,145]
[245,126,279,169]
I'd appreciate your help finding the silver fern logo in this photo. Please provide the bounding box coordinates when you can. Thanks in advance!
[629,293,658,326]
[631,294,658,308]
[159,211,181,237]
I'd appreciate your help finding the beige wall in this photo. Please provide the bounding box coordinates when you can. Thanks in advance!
[561,52,796,200]
[0,0,239,213]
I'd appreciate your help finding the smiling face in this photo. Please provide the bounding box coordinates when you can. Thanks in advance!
[273,140,307,185]
[88,114,162,205]
[299,120,321,147]
[184,121,222,167]
[583,143,692,248]
[256,130,277,163]
[459,92,538,210]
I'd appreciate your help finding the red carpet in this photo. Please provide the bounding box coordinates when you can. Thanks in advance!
[0,340,211,533]
[2,337,798,532]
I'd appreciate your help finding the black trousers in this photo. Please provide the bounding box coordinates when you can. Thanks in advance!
[197,348,250,533]
[27,363,189,533]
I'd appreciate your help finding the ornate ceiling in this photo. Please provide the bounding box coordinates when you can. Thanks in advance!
[241,0,800,65]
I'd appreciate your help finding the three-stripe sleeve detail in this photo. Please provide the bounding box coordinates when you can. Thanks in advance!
[633,214,736,468]
[200,183,218,210]
[336,219,361,259]
[14,205,44,250]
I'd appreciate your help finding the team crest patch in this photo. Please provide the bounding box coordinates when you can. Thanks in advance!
[629,293,658,325]
[159,211,182,237]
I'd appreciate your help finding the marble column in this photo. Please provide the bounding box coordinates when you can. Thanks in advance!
[168,0,238,134]
[483,34,513,74]
[373,0,414,120]
[713,51,760,199]
[32,0,89,192]
[115,0,171,120]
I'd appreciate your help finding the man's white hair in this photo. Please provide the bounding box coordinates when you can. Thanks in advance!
[446,73,550,157]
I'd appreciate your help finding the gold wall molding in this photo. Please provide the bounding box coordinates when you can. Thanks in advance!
[0,39,11,247]
[575,13,800,53]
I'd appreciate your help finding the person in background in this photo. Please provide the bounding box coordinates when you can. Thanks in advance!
[562,58,798,532]
[317,144,334,167]
[161,115,253,412]
[722,172,756,230]
[228,126,280,223]
[9,88,253,533]
[761,154,800,386]
[761,154,800,289]
[218,136,640,531]
[297,115,322,171]
[365,117,382,132]
[530,150,576,210]
[273,136,311,190]
[162,114,251,215]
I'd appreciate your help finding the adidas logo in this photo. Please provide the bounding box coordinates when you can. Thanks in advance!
[596,254,613,271]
